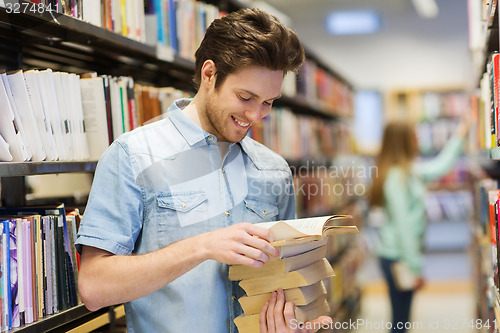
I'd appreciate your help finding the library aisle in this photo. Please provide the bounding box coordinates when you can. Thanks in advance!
[356,237,476,333]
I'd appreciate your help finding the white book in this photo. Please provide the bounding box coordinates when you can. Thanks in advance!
[7,70,46,161]
[52,72,74,160]
[37,69,67,160]
[23,70,59,161]
[60,72,81,160]
[112,0,122,35]
[136,0,146,43]
[81,0,102,27]
[80,77,111,161]
[1,72,31,161]
[0,74,26,161]
[126,0,136,40]
[0,134,12,161]
[0,73,33,161]
[70,74,90,160]
[110,77,125,139]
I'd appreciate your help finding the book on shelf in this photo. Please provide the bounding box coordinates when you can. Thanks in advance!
[6,70,46,161]
[23,70,59,162]
[0,72,28,162]
[37,69,68,161]
[80,77,111,161]
[490,53,499,148]
[1,220,11,330]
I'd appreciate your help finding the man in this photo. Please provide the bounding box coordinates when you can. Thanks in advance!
[76,7,328,332]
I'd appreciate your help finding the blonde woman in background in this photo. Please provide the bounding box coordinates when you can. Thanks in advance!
[369,117,469,333]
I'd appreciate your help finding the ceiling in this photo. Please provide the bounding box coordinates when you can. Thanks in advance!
[260,0,471,92]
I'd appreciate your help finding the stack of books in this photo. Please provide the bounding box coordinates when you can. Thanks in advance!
[230,215,358,333]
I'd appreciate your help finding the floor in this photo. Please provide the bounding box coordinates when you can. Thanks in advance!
[356,257,477,333]
[355,221,479,333]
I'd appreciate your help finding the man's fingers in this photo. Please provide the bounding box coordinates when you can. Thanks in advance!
[259,301,270,333]
[273,289,287,331]
[241,223,276,244]
[283,300,296,325]
[266,291,277,333]
[243,234,279,258]
[233,241,271,263]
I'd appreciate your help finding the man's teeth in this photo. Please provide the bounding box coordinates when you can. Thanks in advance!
[234,117,250,127]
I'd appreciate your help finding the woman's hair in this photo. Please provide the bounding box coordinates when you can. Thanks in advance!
[193,8,305,89]
[370,120,419,206]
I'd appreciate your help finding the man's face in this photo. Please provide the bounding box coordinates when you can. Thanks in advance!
[203,66,283,143]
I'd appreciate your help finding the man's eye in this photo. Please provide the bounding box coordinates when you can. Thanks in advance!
[263,101,272,106]
[239,95,251,101]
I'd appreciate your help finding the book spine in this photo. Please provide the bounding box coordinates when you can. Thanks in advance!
[22,221,33,324]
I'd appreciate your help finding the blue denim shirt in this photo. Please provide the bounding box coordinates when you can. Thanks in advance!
[76,98,296,332]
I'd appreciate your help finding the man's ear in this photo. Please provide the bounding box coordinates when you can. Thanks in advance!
[200,60,217,87]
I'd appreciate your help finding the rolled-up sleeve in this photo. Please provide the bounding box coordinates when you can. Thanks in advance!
[76,141,143,256]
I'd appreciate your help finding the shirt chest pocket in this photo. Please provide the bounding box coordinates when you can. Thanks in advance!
[156,191,208,228]
[243,198,279,223]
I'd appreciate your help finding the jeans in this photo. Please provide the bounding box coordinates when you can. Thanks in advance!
[379,257,415,333]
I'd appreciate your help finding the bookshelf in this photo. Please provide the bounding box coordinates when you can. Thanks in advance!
[468,1,500,332]
[0,0,360,331]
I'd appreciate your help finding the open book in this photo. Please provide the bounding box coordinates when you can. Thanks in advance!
[258,215,358,247]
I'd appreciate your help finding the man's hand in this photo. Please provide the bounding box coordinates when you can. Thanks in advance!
[259,289,333,333]
[197,222,280,267]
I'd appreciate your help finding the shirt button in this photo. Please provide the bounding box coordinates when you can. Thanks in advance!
[208,136,214,141]
[222,168,225,173]
[181,203,187,208]
[232,295,237,300]
[263,211,267,216]
[225,211,230,216]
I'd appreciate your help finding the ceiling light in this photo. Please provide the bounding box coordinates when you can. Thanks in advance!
[326,11,381,35]
[411,0,439,18]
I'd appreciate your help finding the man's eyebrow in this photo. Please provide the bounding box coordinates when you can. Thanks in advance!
[239,89,281,101]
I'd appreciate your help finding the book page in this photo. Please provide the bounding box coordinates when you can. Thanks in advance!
[258,216,337,241]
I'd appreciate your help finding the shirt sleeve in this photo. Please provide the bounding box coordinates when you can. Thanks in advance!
[415,136,464,182]
[76,141,144,256]
[384,168,423,274]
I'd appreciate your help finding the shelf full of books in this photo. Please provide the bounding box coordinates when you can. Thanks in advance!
[471,178,500,333]
[0,205,90,332]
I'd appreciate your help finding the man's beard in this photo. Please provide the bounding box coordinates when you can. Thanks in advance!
[205,97,248,143]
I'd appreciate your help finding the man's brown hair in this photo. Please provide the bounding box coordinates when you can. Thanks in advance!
[194,8,305,89]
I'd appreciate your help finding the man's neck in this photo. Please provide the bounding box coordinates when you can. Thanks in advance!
[183,96,203,128]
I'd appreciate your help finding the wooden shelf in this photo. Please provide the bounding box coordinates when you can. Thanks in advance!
[10,304,94,333]
[0,161,97,177]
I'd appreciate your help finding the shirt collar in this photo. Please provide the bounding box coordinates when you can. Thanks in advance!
[168,98,212,146]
